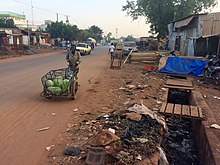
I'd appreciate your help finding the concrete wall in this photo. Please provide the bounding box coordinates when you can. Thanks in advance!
[191,91,220,165]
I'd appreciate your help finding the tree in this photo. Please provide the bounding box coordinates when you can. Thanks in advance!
[106,32,113,43]
[122,0,217,38]
[124,35,135,41]
[46,21,80,41]
[0,18,16,28]
[88,25,103,42]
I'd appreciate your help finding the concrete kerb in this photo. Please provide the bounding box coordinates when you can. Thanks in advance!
[0,50,65,64]
[192,91,220,165]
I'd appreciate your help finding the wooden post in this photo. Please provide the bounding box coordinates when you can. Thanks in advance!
[123,50,133,64]
[217,37,220,58]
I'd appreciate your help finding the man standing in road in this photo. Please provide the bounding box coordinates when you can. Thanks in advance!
[108,43,115,60]
[66,45,81,76]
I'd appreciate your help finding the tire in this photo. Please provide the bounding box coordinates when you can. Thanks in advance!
[215,72,220,85]
[204,69,210,78]
[88,51,91,55]
[70,80,78,100]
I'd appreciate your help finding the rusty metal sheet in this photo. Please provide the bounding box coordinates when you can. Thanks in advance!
[201,13,220,37]
[200,13,220,21]
[174,16,194,28]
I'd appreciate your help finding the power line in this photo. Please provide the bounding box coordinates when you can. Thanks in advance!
[11,0,70,20]
[12,0,29,6]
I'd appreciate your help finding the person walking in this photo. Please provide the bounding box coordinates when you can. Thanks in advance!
[66,45,81,76]
[108,43,115,60]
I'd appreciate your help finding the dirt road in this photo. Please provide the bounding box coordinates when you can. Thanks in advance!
[0,46,109,165]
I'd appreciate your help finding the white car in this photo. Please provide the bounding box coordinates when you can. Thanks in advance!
[76,43,91,55]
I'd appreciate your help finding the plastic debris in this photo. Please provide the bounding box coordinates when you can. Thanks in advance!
[37,127,50,132]
[73,108,79,112]
[136,138,148,144]
[213,96,220,99]
[108,128,116,134]
[103,114,110,118]
[157,100,162,104]
[210,124,220,129]
[136,155,142,161]
[127,104,167,131]
[124,101,130,105]
[158,147,169,165]
[64,147,81,156]
[46,145,54,151]
[126,85,136,89]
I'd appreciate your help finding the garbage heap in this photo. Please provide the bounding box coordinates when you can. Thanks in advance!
[64,104,166,164]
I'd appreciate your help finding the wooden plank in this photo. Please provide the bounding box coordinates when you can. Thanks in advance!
[165,103,174,114]
[182,105,190,116]
[166,79,193,87]
[198,107,204,118]
[163,84,194,90]
[159,103,167,113]
[190,105,199,117]
[174,104,182,115]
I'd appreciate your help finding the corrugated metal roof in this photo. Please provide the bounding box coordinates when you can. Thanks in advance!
[0,11,25,19]
[174,16,194,28]
[200,12,220,37]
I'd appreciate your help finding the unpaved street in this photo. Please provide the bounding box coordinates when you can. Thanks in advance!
[0,46,109,165]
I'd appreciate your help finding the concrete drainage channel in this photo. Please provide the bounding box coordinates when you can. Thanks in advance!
[160,76,220,165]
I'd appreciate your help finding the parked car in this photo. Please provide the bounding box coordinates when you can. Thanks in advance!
[122,41,138,56]
[76,43,91,55]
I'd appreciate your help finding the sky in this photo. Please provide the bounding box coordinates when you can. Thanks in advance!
[0,0,220,38]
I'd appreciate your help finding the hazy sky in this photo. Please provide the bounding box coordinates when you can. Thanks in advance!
[1,0,220,37]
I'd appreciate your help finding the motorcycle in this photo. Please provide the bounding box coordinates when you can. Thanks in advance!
[204,54,220,85]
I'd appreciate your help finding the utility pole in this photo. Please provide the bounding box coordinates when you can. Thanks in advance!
[31,0,34,25]
[65,15,69,23]
[56,13,58,22]
[27,20,30,46]
[116,28,118,39]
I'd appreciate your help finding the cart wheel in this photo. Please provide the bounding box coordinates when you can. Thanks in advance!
[70,80,78,100]
[42,89,52,100]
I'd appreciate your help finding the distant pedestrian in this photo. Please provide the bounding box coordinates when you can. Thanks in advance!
[108,43,115,60]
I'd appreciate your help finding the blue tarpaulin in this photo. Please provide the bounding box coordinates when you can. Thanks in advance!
[159,56,206,76]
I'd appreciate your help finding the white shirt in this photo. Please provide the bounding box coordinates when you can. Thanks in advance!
[109,45,115,53]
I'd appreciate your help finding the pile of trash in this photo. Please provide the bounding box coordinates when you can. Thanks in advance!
[64,104,166,164]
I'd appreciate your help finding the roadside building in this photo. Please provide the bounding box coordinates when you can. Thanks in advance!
[0,11,25,25]
[168,12,220,57]
[0,28,22,45]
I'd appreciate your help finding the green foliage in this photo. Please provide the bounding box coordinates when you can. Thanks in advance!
[45,21,103,42]
[122,0,217,38]
[46,21,80,41]
[0,18,16,28]
[88,25,103,42]
[122,35,136,41]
